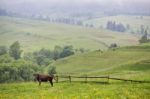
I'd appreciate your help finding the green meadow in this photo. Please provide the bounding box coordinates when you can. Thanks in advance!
[55,43,150,80]
[0,82,149,99]
[0,15,150,99]
[0,43,150,99]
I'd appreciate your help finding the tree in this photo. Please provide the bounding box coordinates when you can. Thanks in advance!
[112,21,116,30]
[140,25,145,34]
[109,43,118,50]
[23,52,34,61]
[106,21,112,30]
[33,53,44,66]
[116,23,126,32]
[60,45,74,58]
[53,46,62,60]
[139,30,149,43]
[126,24,130,30]
[33,48,53,66]
[106,21,126,32]
[18,65,34,81]
[89,24,94,28]
[0,46,7,55]
[48,65,56,75]
[0,54,14,63]
[9,41,22,60]
[39,48,52,59]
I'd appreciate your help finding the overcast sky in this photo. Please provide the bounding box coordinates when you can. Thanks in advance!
[0,0,150,14]
[1,0,150,5]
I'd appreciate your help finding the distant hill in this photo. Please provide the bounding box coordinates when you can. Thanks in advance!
[0,16,139,52]
[83,15,150,34]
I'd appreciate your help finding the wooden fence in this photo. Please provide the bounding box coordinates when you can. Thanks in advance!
[54,75,150,84]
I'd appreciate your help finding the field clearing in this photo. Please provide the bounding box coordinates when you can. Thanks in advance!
[0,16,139,52]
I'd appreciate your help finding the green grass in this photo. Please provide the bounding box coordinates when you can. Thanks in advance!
[54,43,150,79]
[84,15,150,33]
[0,44,150,99]
[0,16,150,99]
[0,16,139,52]
[0,82,150,99]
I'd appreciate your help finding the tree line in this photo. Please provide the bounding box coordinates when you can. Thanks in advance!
[139,30,150,43]
[0,41,88,83]
[106,21,126,32]
[24,45,75,66]
[106,20,149,34]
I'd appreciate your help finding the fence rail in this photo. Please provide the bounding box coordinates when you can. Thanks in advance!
[55,75,150,83]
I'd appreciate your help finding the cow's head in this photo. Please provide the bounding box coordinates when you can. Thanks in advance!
[33,73,39,81]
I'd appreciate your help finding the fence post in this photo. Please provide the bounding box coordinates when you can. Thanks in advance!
[69,75,71,83]
[107,75,109,83]
[85,75,87,83]
[55,75,58,83]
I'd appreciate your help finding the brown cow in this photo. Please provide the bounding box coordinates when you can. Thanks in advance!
[33,73,55,87]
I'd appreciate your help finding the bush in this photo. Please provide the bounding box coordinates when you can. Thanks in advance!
[0,54,14,63]
[0,46,7,55]
[60,45,74,58]
[0,66,19,83]
[139,30,149,43]
[18,66,34,81]
[0,58,41,83]
[48,65,56,75]
[9,41,22,60]
[109,43,118,49]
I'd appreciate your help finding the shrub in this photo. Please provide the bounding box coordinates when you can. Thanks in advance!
[48,65,56,75]
[0,46,7,55]
[9,41,22,60]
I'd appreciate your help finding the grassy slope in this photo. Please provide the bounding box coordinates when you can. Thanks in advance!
[0,16,138,52]
[84,15,150,33]
[0,44,150,99]
[0,18,150,99]
[54,43,150,80]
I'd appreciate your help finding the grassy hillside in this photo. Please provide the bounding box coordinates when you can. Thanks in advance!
[0,16,150,99]
[54,43,150,80]
[84,15,150,33]
[0,16,139,52]
[0,44,150,99]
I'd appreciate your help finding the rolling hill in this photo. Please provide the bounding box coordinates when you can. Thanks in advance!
[0,43,150,99]
[54,43,150,80]
[0,16,139,52]
[0,16,150,98]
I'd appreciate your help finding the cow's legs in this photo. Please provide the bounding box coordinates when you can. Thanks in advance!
[49,80,53,87]
[39,80,41,86]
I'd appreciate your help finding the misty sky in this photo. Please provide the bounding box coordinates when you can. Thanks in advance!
[0,0,150,14]
[1,0,150,6]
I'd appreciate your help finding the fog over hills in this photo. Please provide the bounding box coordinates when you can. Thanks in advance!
[0,0,150,15]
